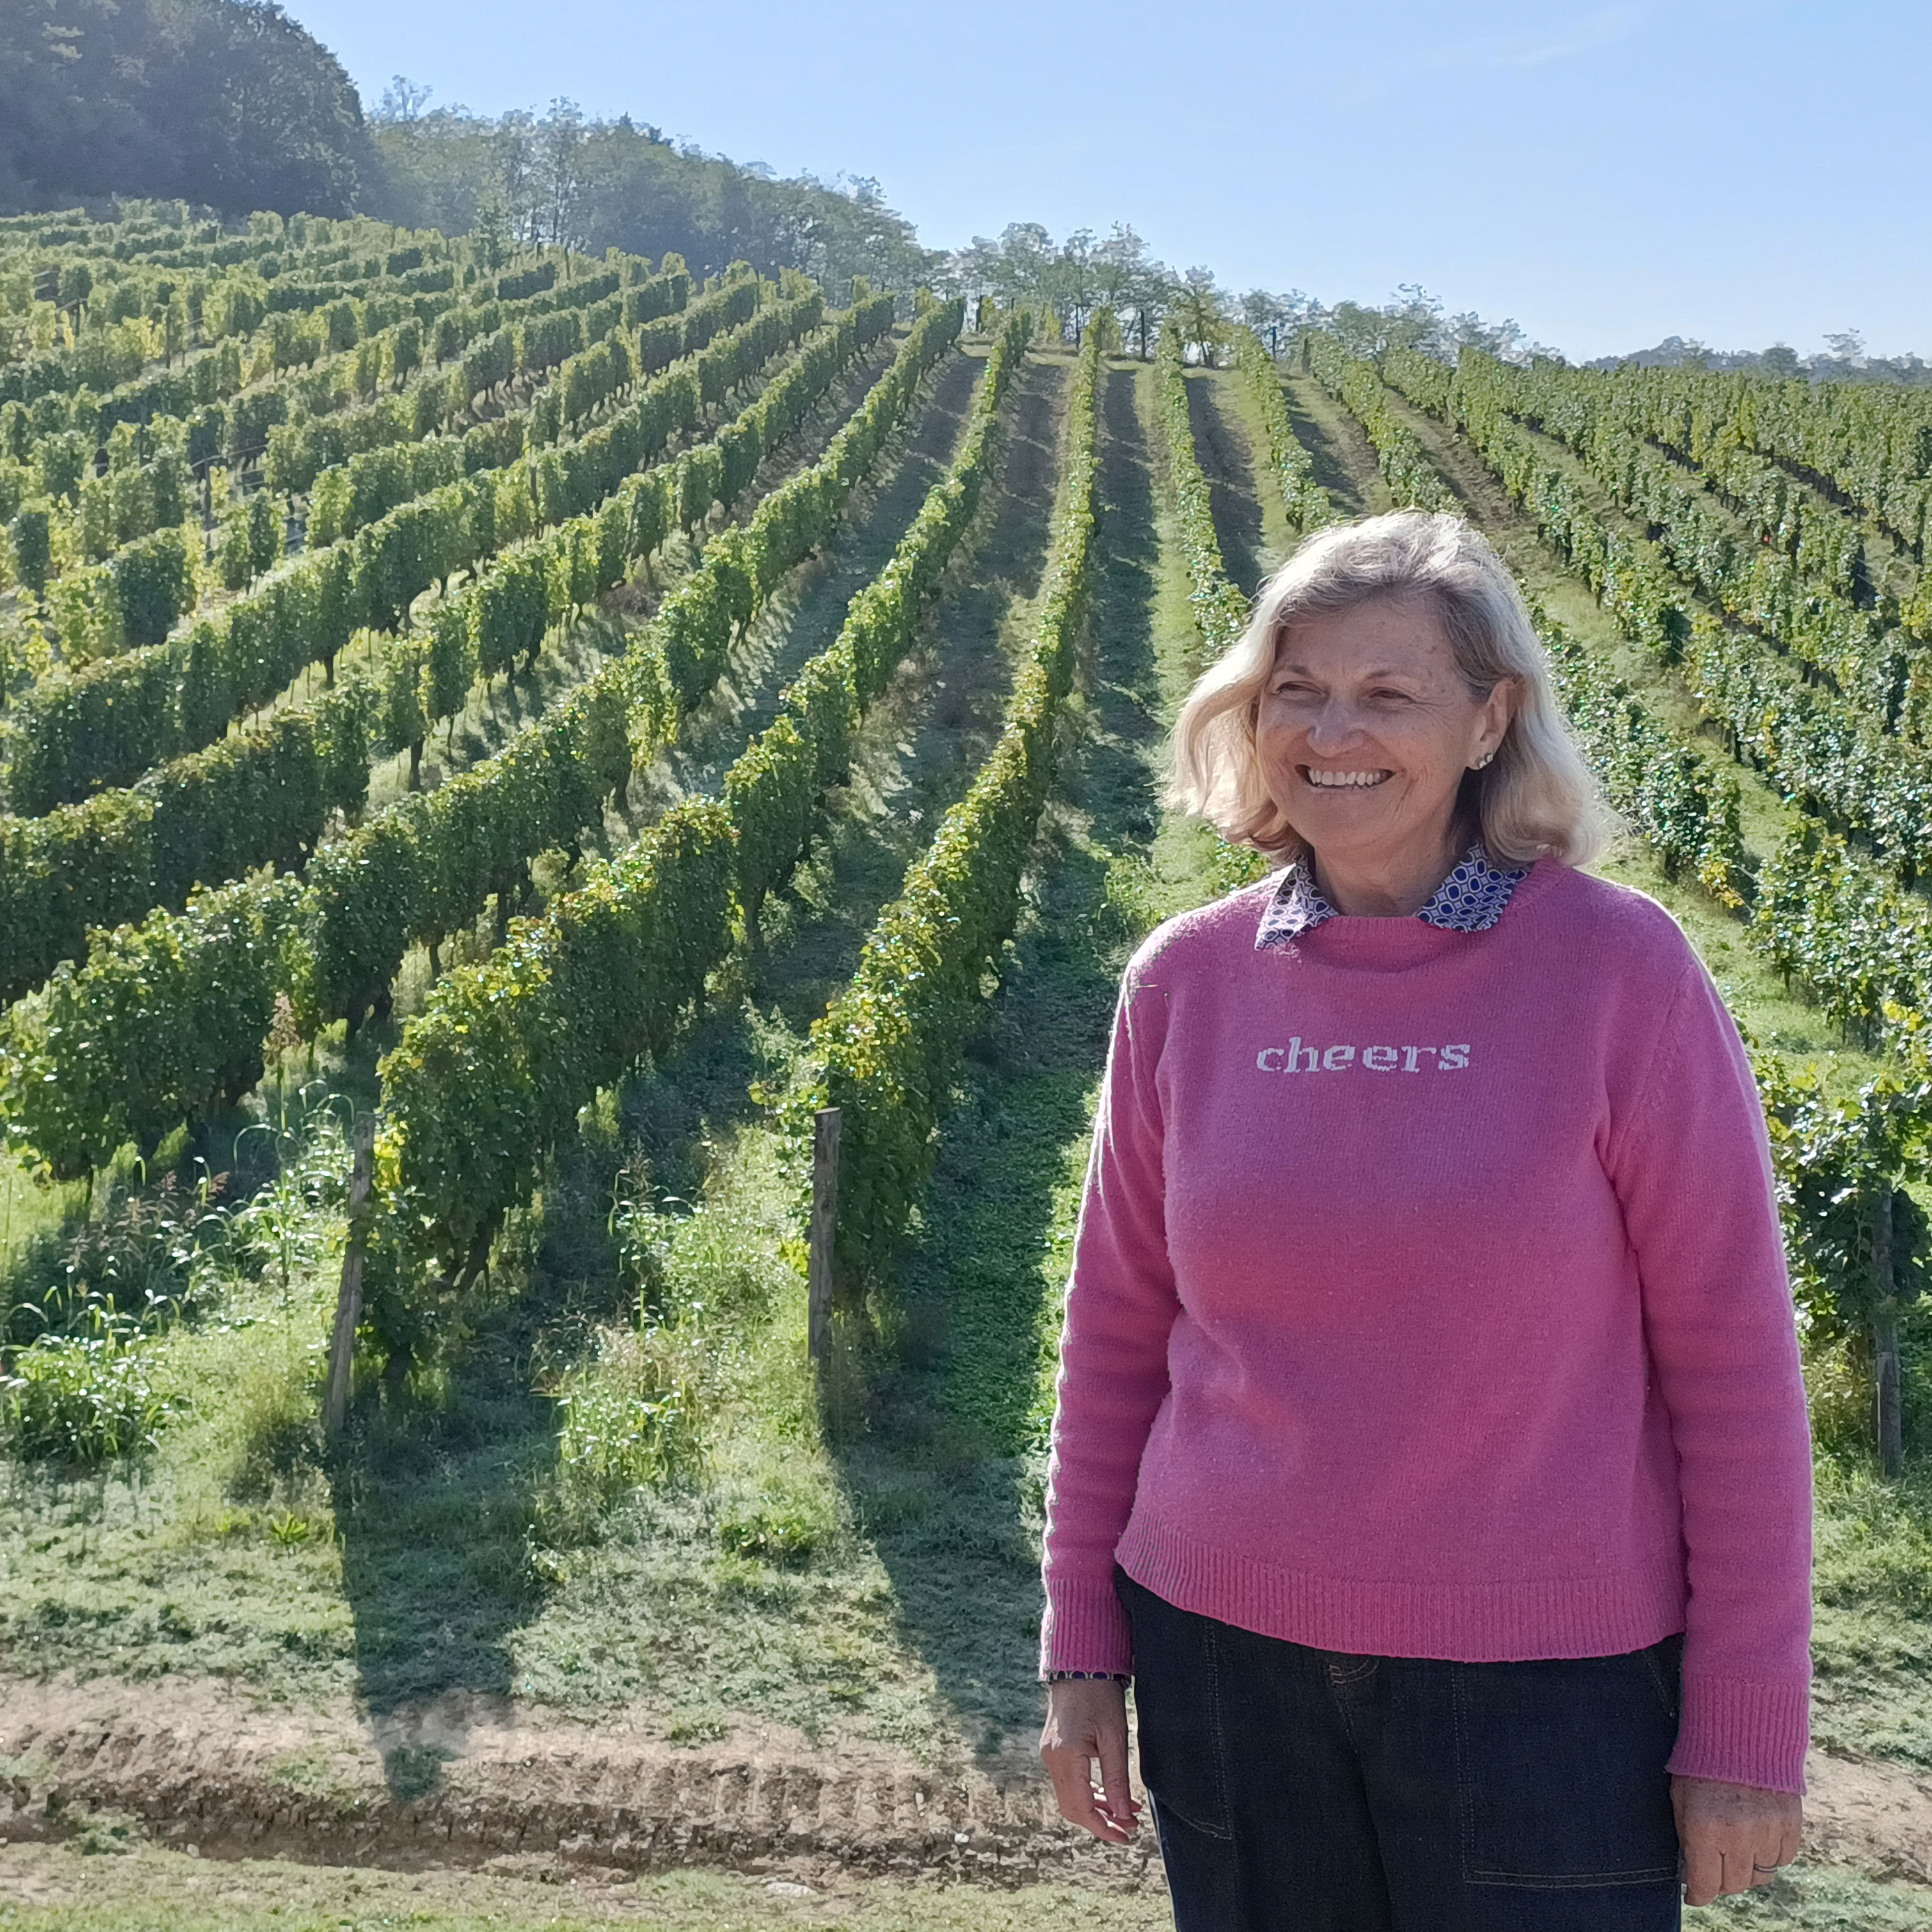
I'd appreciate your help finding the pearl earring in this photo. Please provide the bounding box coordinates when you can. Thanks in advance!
[1471,750,1495,770]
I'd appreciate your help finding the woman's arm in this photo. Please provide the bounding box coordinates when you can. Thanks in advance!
[1608,952,1814,1798]
[1038,969,1184,1679]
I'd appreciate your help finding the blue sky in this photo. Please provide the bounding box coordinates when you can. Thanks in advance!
[298,0,1928,363]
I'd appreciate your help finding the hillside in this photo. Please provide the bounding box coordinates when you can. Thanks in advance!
[0,0,373,218]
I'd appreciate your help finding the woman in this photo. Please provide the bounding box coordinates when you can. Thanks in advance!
[1038,512,1811,1929]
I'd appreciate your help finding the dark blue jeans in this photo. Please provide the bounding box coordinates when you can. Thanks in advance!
[1118,1567,1684,1931]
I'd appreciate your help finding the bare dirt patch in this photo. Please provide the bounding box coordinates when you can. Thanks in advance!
[0,1675,1152,1892]
[1808,1749,1932,1885]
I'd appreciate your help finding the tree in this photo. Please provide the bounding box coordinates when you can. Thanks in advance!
[1056,228,1099,342]
[0,0,373,216]
[1173,267,1226,366]
[535,99,589,249]
[380,74,433,122]
[371,105,938,295]
[1239,287,1314,358]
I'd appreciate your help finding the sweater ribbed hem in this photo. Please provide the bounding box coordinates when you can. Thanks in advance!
[1114,1514,1690,1662]
[1039,1572,1134,1679]
[1667,1675,1811,1795]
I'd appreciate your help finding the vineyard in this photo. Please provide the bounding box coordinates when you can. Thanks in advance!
[3,204,1932,1926]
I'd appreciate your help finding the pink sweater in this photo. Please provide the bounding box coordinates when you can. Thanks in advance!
[1040,859,1813,1794]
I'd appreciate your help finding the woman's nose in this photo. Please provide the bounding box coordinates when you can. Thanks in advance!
[1304,701,1361,751]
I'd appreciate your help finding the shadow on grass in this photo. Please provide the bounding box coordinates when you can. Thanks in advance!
[837,362,1169,1758]
[1281,370,1378,519]
[1184,368,1267,598]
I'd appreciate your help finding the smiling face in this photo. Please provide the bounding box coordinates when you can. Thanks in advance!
[1255,593,1514,882]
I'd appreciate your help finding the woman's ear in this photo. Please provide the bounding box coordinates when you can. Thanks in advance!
[1477,676,1519,759]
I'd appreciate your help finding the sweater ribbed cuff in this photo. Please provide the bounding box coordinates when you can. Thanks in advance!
[1040,1573,1134,1679]
[1666,1674,1810,1795]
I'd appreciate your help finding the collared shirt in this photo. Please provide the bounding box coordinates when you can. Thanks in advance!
[1254,842,1530,949]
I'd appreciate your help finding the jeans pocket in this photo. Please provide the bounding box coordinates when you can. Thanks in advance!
[1640,1633,1684,1725]
[1115,1568,1234,1841]
[1453,1651,1682,1890]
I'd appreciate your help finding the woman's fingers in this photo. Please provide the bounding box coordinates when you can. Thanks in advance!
[1046,1749,1128,1842]
[1672,1775,1803,1904]
[1097,1719,1142,1833]
[1040,1680,1138,1844]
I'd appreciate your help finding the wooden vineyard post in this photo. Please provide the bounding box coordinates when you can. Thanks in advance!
[324,1114,377,1439]
[807,1107,841,1366]
[1873,1186,1903,1479]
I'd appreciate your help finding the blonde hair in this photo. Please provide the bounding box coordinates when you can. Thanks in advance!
[1171,511,1608,867]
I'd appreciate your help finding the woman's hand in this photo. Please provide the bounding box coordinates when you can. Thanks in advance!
[1672,1775,1803,1904]
[1040,1679,1141,1844]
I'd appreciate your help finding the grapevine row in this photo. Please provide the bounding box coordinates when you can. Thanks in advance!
[362,301,1017,1314]
[1231,326,1331,534]
[1302,331,1454,515]
[1348,342,1932,1050]
[798,322,1102,1294]
[0,294,891,1015]
[3,283,817,832]
[1466,354,1896,710]
[1,302,967,1183]
[1155,328,1249,656]
[0,254,686,638]
[1372,347,1932,880]
[3,271,752,807]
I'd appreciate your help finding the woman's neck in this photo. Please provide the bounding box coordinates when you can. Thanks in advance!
[1310,831,1466,918]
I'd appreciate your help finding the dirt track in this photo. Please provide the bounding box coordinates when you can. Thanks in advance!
[2,1675,1929,1895]
[0,1677,1155,1892]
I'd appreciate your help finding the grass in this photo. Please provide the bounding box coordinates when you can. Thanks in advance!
[0,1835,1928,1929]
[0,1843,1176,1932]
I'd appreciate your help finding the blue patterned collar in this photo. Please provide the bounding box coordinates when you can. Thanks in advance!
[1255,842,1529,949]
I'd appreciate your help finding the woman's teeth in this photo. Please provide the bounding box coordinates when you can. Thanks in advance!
[1303,769,1391,788]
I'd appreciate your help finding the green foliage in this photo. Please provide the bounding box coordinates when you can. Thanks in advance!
[729,309,1034,926]
[552,1322,712,1501]
[2,280,809,821]
[1384,346,1932,1050]
[1,872,302,1180]
[110,523,194,645]
[1539,610,1745,899]
[1424,349,1932,877]
[8,502,51,600]
[374,800,740,1294]
[1759,1041,1932,1347]
[0,291,841,1024]
[716,1473,836,1564]
[0,294,901,1185]
[1753,826,1932,1046]
[1232,325,1333,533]
[1,1327,174,1462]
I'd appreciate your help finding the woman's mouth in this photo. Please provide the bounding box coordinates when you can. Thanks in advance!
[1301,768,1392,789]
